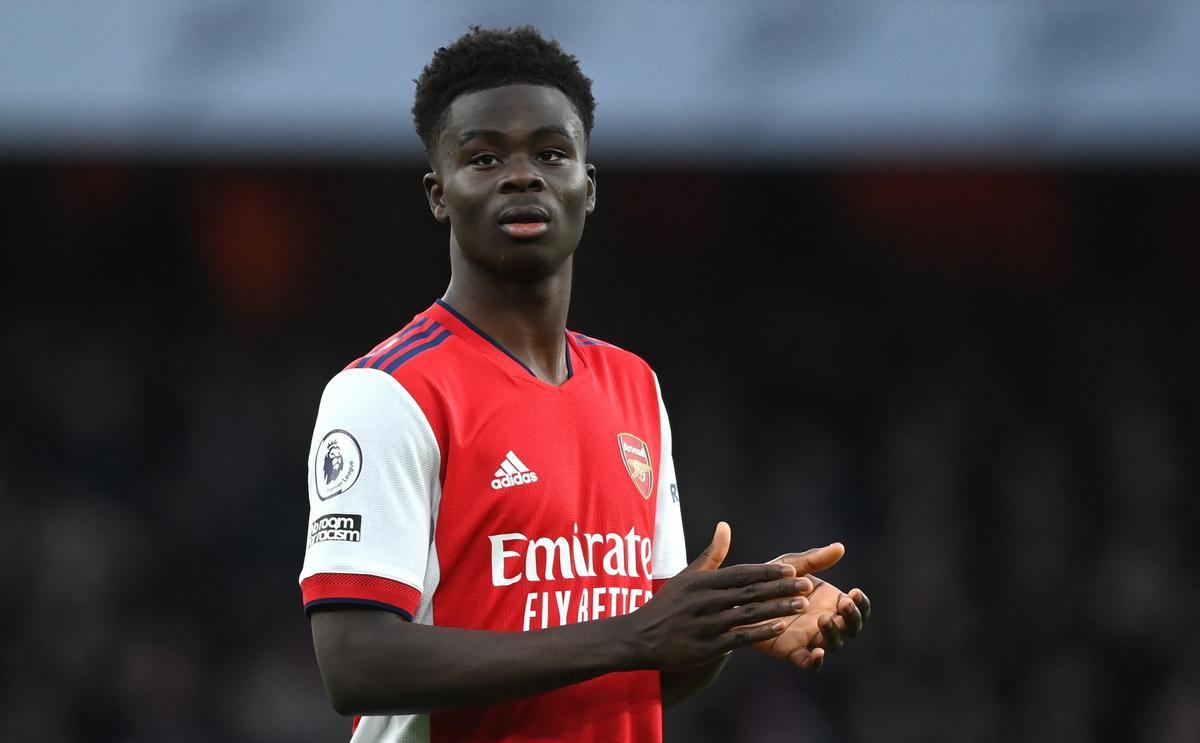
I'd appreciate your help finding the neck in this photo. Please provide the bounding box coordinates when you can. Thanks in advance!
[442,249,573,385]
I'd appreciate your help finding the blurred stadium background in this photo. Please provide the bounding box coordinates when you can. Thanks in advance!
[3,2,1198,741]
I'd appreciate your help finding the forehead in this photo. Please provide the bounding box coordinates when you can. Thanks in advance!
[440,84,585,146]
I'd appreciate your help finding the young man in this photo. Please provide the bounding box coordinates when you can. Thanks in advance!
[300,26,870,742]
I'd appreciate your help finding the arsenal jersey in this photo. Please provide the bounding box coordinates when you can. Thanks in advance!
[299,300,688,743]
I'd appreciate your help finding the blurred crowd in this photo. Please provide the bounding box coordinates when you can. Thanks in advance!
[1,163,1197,742]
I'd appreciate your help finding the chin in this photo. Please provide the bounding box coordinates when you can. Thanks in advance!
[472,234,576,282]
[492,245,571,281]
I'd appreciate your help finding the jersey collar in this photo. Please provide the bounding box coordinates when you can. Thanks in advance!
[429,300,584,387]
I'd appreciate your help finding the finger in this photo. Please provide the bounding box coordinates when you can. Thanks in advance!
[818,613,844,651]
[837,594,864,636]
[787,645,812,667]
[686,521,732,573]
[850,588,871,621]
[704,562,796,589]
[719,620,786,652]
[714,595,808,629]
[771,542,845,575]
[801,646,825,671]
[708,576,811,610]
[789,644,825,670]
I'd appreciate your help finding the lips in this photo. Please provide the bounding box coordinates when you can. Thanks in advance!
[496,204,552,240]
[497,205,551,225]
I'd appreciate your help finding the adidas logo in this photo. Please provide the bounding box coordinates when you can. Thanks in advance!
[491,450,539,490]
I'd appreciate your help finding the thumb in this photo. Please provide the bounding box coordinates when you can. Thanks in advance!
[771,542,845,575]
[686,521,731,572]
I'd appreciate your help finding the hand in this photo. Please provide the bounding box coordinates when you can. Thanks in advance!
[752,544,871,670]
[625,522,813,673]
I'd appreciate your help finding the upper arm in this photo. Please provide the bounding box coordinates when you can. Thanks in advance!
[299,368,441,621]
[310,605,409,663]
[309,607,417,714]
[651,373,687,587]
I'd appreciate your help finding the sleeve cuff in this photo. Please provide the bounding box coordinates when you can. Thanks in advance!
[301,573,421,620]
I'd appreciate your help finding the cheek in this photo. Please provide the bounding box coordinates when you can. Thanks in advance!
[444,181,488,223]
[559,171,591,210]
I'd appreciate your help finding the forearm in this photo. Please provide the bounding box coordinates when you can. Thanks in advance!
[660,654,728,707]
[312,609,643,716]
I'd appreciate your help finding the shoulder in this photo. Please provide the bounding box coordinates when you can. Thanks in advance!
[316,367,426,428]
[569,330,660,387]
[344,314,456,380]
[317,314,455,420]
[324,311,468,444]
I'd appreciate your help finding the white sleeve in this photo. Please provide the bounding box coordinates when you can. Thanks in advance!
[298,368,441,619]
[651,373,688,583]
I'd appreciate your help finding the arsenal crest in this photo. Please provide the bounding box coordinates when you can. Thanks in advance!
[617,433,654,499]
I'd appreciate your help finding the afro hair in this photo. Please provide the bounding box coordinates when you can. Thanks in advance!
[412,26,596,153]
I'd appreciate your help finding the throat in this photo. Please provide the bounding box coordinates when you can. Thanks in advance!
[520,343,572,386]
[497,330,572,385]
[435,297,574,386]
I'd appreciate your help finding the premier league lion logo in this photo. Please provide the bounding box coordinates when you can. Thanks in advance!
[315,430,362,500]
[323,440,344,485]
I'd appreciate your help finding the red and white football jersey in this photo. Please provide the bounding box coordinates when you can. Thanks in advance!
[299,300,687,743]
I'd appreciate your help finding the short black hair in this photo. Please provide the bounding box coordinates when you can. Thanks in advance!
[412,26,596,154]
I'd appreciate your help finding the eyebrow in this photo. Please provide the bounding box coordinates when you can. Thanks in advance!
[457,125,574,146]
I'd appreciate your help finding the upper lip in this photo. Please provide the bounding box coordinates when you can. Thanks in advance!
[497,205,551,224]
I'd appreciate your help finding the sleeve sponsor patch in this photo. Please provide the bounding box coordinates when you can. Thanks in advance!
[308,513,363,548]
[315,430,362,500]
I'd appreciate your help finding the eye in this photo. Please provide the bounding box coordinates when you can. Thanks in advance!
[469,153,500,167]
[537,149,566,162]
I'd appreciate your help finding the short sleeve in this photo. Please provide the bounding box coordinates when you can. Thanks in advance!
[651,373,687,587]
[298,368,441,620]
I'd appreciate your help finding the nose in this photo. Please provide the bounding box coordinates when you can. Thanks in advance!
[498,155,544,193]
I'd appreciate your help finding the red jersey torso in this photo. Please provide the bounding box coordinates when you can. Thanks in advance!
[399,301,663,741]
[300,301,687,743]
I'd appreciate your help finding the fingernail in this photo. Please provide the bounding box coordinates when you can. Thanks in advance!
[791,598,807,611]
[772,622,785,633]
[796,578,812,593]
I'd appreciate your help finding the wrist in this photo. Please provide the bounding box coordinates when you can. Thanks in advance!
[603,613,647,672]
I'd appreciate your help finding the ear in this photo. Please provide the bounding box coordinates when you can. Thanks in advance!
[423,171,449,223]
[584,163,597,215]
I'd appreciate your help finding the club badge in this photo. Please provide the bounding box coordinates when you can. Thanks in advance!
[315,430,362,500]
[617,432,654,500]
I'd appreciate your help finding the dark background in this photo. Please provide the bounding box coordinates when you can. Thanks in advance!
[3,160,1198,742]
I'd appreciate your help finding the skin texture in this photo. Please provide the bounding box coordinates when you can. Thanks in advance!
[693,524,872,672]
[311,557,811,715]
[423,84,595,385]
[310,83,872,717]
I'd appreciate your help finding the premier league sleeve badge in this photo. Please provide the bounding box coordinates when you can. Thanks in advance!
[315,429,363,500]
